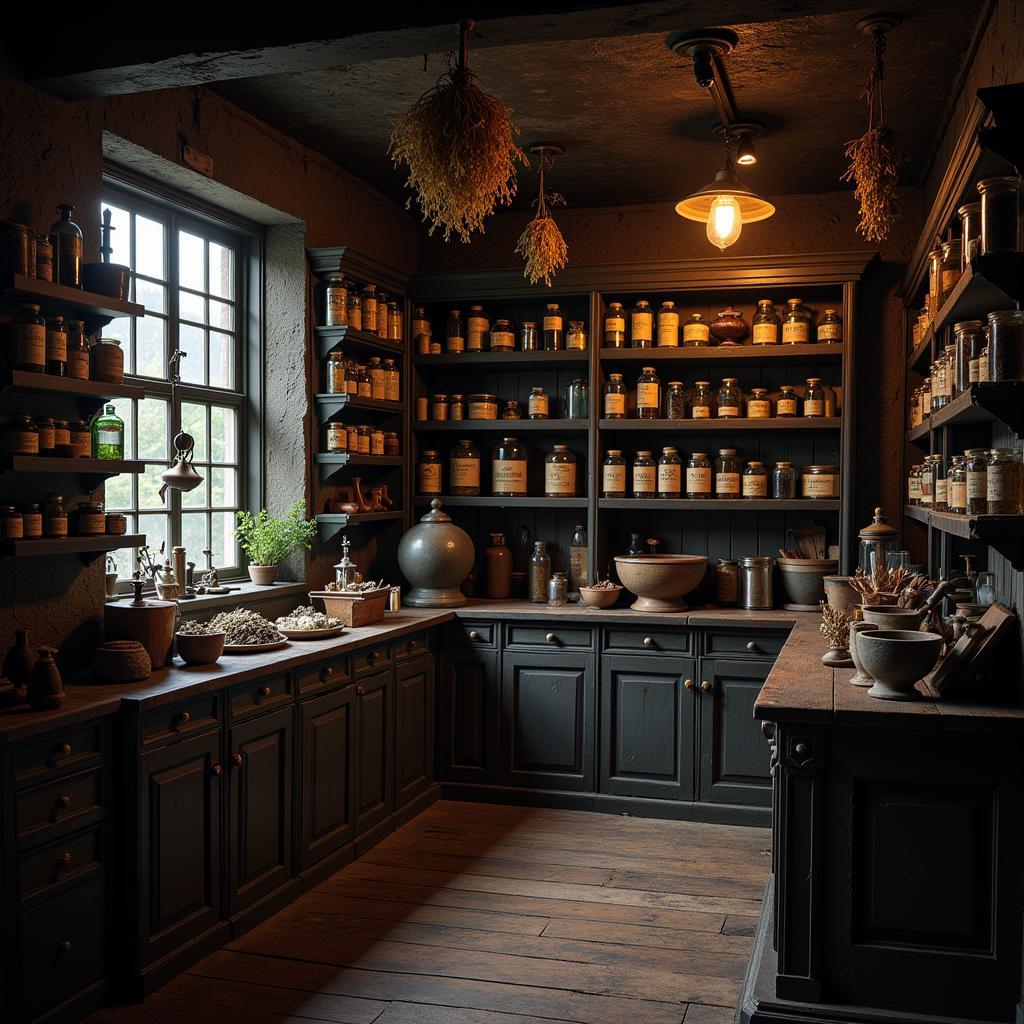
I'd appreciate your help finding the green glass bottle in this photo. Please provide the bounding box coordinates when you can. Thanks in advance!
[92,404,124,460]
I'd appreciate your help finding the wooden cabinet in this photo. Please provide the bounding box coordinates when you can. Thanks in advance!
[136,728,223,968]
[438,642,499,785]
[395,655,434,810]
[501,649,595,792]
[600,654,697,801]
[353,668,394,835]
[298,685,355,872]
[226,706,294,918]
[697,658,773,807]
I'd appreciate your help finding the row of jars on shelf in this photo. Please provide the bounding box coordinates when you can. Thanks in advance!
[417,440,580,498]
[602,449,838,500]
[416,381,589,422]
[324,423,401,457]
[322,275,403,339]
[325,352,401,401]
[1,404,125,460]
[10,305,125,382]
[908,447,1022,516]
[415,305,587,354]
[0,496,126,541]
[2,206,84,288]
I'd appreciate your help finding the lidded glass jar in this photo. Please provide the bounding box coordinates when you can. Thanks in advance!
[772,461,796,499]
[45,315,67,376]
[543,303,564,351]
[73,500,105,536]
[3,414,39,456]
[356,365,372,398]
[933,454,949,512]
[717,378,741,418]
[947,457,967,513]
[43,493,68,537]
[987,448,1022,514]
[327,352,346,394]
[602,449,627,498]
[562,379,588,420]
[958,201,982,266]
[604,373,627,418]
[528,387,550,419]
[323,273,348,327]
[657,447,682,497]
[953,320,983,394]
[545,445,576,497]
[449,394,465,420]
[361,284,379,332]
[604,302,627,347]
[13,304,45,373]
[632,450,656,497]
[91,337,124,384]
[742,460,768,498]
[776,385,799,417]
[747,388,771,418]
[326,421,347,453]
[657,301,680,347]
[686,451,712,498]
[965,447,989,515]
[449,439,481,496]
[682,313,711,346]
[502,399,521,419]
[383,358,400,402]
[752,299,779,345]
[817,308,842,344]
[714,448,740,497]
[445,309,465,353]
[92,404,124,460]
[631,299,654,348]
[490,319,515,351]
[714,558,739,605]
[987,309,1024,381]
[376,292,390,338]
[567,321,587,350]
[782,299,811,344]
[803,378,826,417]
[548,572,569,607]
[665,381,686,419]
[519,321,538,351]
[918,456,934,507]
[529,541,551,604]
[346,290,362,330]
[636,366,661,419]
[926,247,943,321]
[857,507,900,575]
[35,416,55,454]
[939,239,962,308]
[977,175,1023,255]
[691,380,714,418]
[412,305,430,340]
[368,357,386,400]
[930,356,950,410]
[467,305,488,352]
[492,437,527,496]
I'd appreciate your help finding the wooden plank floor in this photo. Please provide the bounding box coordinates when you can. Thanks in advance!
[88,801,771,1024]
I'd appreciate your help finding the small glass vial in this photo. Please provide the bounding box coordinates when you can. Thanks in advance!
[717,378,741,418]
[782,298,811,344]
[326,421,347,453]
[547,572,569,607]
[714,448,741,498]
[326,351,346,394]
[545,445,577,497]
[804,378,826,417]
[1,505,24,541]
[502,400,521,420]
[431,394,449,421]
[602,449,627,498]
[657,447,682,497]
[3,415,39,456]
[35,416,55,454]
[65,320,89,380]
[567,320,587,351]
[817,308,843,344]
[747,388,772,418]
[324,273,348,327]
[772,461,796,499]
[43,493,68,537]
[691,381,713,419]
[529,541,552,604]
[907,464,922,506]
[631,300,654,348]
[752,300,779,345]
[543,303,564,350]
[664,381,686,419]
[742,460,769,498]
[604,302,627,347]
[776,385,799,417]
[450,439,481,496]
[387,301,402,341]
[346,291,362,330]
[13,304,45,373]
[467,305,488,352]
[375,293,389,338]
[965,448,989,515]
[682,313,711,346]
[446,309,465,353]
[449,394,465,421]
[528,387,550,419]
[519,321,539,351]
[686,451,712,499]
[360,284,379,333]
[636,366,661,420]
[947,456,967,513]
[417,450,443,495]
[987,448,1022,514]
[490,319,515,351]
[45,315,67,376]
[657,301,680,347]
[632,450,656,498]
[492,437,527,496]
[714,559,738,605]
[604,373,627,418]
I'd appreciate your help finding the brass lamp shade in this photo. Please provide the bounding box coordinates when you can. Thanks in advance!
[675,166,776,223]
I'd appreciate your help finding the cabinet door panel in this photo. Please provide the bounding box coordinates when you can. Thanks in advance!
[601,654,697,801]
[299,687,354,871]
[354,668,393,835]
[698,658,773,807]
[501,650,595,792]
[138,729,222,967]
[395,656,434,809]
[227,707,293,916]
[438,645,499,784]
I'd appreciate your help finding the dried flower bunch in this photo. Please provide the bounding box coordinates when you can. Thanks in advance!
[851,566,930,607]
[198,608,284,647]
[820,602,851,649]
[389,20,526,242]
[516,148,569,287]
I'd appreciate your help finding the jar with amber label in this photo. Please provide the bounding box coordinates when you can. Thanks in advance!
[502,400,521,420]
[53,419,71,451]
[657,447,682,497]
[74,500,105,536]
[657,301,680,346]
[361,284,378,333]
[965,448,988,514]
[370,429,385,456]
[636,366,661,419]
[947,457,967,513]
[417,450,443,495]
[604,302,627,347]
[714,449,740,497]
[817,308,842,344]
[21,503,42,538]
[65,320,90,380]
[631,300,654,347]
[446,309,465,353]
[375,292,390,338]
[545,444,576,497]
[467,394,498,420]
[908,464,922,505]
[0,505,22,540]
[327,352,346,394]
[543,304,564,351]
[45,315,67,375]
[43,494,68,537]
[3,415,39,455]
[604,374,626,418]
[747,388,772,418]
[987,448,1022,514]
[602,449,626,497]
[715,559,738,605]
[91,337,124,383]
[742,461,768,498]
[686,452,712,498]
[70,420,91,458]
[105,512,127,535]
[450,440,481,496]
[782,299,811,344]
[682,313,711,346]
[528,387,550,419]
[632,450,656,497]
[364,358,382,400]
[13,304,45,372]
[326,422,347,452]
[939,239,962,309]
[492,437,527,496]
[467,305,488,351]
[567,321,587,350]
[387,301,402,341]
[355,426,371,455]
[776,385,798,417]
[347,291,362,330]
[324,273,348,327]
[35,417,55,454]
[801,465,839,499]
[717,378,741,418]
[431,394,449,421]
[752,300,779,345]
[449,394,465,421]
[490,319,515,351]
[691,380,713,418]
[412,306,429,339]
[384,431,400,457]
[803,378,826,417]
[383,359,400,402]
[35,235,53,281]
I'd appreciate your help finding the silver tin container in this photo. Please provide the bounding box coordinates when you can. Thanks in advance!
[738,556,775,610]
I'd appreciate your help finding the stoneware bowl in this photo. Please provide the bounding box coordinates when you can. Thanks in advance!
[175,631,226,666]
[578,584,622,609]
[777,558,838,611]
[613,555,707,612]
[861,604,925,630]
[823,576,859,617]
[856,629,943,701]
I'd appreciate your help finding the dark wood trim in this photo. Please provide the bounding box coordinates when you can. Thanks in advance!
[307,246,410,296]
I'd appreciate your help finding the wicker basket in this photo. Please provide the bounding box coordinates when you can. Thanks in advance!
[93,640,152,683]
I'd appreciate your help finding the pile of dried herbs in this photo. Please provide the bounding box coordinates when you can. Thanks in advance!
[515,150,569,287]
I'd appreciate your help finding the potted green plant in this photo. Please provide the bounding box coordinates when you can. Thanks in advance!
[235,501,317,585]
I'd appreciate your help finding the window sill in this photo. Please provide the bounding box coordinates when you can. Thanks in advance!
[106,580,309,615]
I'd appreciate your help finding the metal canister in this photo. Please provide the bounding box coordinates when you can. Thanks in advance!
[738,556,775,610]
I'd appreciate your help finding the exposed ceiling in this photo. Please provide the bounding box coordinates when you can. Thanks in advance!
[209,0,987,209]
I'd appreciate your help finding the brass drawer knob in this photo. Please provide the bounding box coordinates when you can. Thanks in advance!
[59,940,72,954]
[700,681,712,692]
[177,711,191,727]
[58,851,72,866]
[746,641,758,652]
[57,794,71,810]
[367,651,378,663]
[356,685,366,696]
[468,630,480,640]
[795,742,809,755]
[320,666,334,680]
[408,639,418,650]
[211,762,223,776]
[231,753,243,767]
[684,678,695,690]
[60,743,72,756]
[642,636,655,648]
[258,685,272,698]
[546,633,556,643]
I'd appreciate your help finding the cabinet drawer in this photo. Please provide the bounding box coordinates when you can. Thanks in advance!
[296,655,351,696]
[353,643,392,678]
[19,825,104,903]
[14,722,105,786]
[603,627,693,655]
[141,694,220,747]
[395,631,432,662]
[506,624,594,650]
[704,629,788,660]
[229,673,293,719]
[454,620,497,648]
[19,877,106,1023]
[16,768,103,842]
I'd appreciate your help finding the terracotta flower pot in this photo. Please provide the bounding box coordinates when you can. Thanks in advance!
[248,564,279,586]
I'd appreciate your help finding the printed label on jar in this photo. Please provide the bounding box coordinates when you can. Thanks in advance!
[909,477,921,501]
[467,320,488,351]
[97,428,122,446]
[417,463,442,493]
[718,405,740,417]
[743,475,768,497]
[686,467,712,493]
[692,404,711,419]
[987,465,1019,503]
[969,357,980,383]
[804,400,824,417]
[447,336,465,353]
[327,292,346,320]
[493,459,527,494]
[802,474,837,498]
[683,323,710,343]
[491,330,514,349]
[431,402,449,420]
[967,471,987,499]
[604,393,626,416]
[979,352,989,382]
[949,480,967,510]
[451,458,480,489]
[752,323,778,344]
[543,315,562,331]
[817,323,842,342]
[747,400,771,418]
[657,313,679,346]
[603,465,626,493]
[941,270,960,294]
[14,324,45,365]
[715,472,740,496]
[935,479,948,506]
[4,431,39,454]
[77,513,105,534]
[46,331,67,362]
[636,382,660,409]
[633,465,656,493]
[468,400,498,420]
[605,316,625,334]
[782,322,809,344]
[631,312,653,342]
[545,463,576,495]
[529,395,550,416]
[43,515,68,537]
[658,464,681,493]
[777,398,798,415]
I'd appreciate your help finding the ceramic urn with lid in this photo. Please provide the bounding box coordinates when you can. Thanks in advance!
[398,498,475,607]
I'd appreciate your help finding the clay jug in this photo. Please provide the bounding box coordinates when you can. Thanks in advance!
[484,532,512,599]
[28,647,65,710]
[3,629,37,694]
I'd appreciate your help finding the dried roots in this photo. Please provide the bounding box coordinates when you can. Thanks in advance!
[842,123,900,243]
[516,211,569,287]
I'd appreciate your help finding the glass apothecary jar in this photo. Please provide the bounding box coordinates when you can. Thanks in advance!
[632,450,656,497]
[953,320,983,394]
[686,451,712,498]
[92,404,124,460]
[939,239,962,308]
[70,419,90,458]
[45,315,67,376]
[691,380,714,418]
[752,299,779,345]
[431,394,449,421]
[602,449,627,498]
[326,351,346,394]
[714,449,740,498]
[742,461,768,498]
[12,304,45,373]
[987,309,1024,381]
[323,273,348,327]
[467,305,488,352]
[492,437,527,496]
[545,444,577,497]
[346,291,362,330]
[528,387,550,420]
[490,319,515,351]
[631,300,654,348]
[73,500,105,536]
[717,378,741,418]
[665,381,686,419]
[548,572,568,607]
[604,373,626,418]
[747,388,772,418]
[636,366,661,419]
[657,447,682,497]
[926,248,942,322]
[467,393,499,420]
[326,421,347,453]
[965,447,989,515]
[772,461,796,499]
[801,465,839,499]
[817,308,842,344]
[43,493,68,537]
[782,299,811,344]
[562,379,588,420]
[776,385,799,417]
[714,559,738,605]
[91,337,124,384]
[933,455,949,512]
[604,302,627,347]
[857,507,900,575]
[412,305,430,340]
[361,284,379,333]
[36,417,54,454]
[958,201,982,266]
[930,357,950,410]
[449,439,481,496]
[3,415,39,456]
[445,309,465,353]
[543,303,564,351]
[803,378,826,418]
[987,448,1022,514]
[682,313,711,346]
[502,400,521,420]
[918,457,934,507]
[977,175,1023,255]
[0,505,23,541]
[519,321,538,351]
[947,457,966,513]
[657,301,680,347]
[529,541,551,604]
[567,321,587,350]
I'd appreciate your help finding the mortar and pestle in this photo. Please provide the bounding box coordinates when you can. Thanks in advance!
[81,208,131,300]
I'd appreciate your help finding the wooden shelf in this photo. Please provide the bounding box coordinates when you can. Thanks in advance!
[907,328,933,372]
[599,344,844,364]
[600,498,840,511]
[412,495,588,509]
[599,417,841,432]
[931,382,1024,438]
[903,504,1024,567]
[313,325,406,360]
[314,453,403,483]
[0,272,144,325]
[316,510,403,541]
[0,533,145,562]
[314,394,404,419]
[414,350,589,370]
[0,456,146,490]
[932,254,1024,337]
[0,370,145,404]
[412,419,588,433]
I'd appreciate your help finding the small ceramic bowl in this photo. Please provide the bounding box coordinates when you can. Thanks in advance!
[861,605,924,630]
[856,629,943,701]
[578,584,622,609]
[175,631,226,666]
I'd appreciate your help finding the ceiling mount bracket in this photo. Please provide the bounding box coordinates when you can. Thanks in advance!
[666,28,739,124]
[527,142,565,158]
[855,13,902,36]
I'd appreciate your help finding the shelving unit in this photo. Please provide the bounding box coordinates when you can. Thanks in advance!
[599,417,841,433]
[0,272,144,335]
[0,456,146,491]
[0,533,146,562]
[316,510,403,542]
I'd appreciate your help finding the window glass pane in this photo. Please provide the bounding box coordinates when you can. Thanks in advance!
[137,396,169,460]
[209,242,234,299]
[136,215,165,279]
[209,299,233,331]
[179,289,205,324]
[182,474,208,509]
[138,463,168,510]
[108,527,135,581]
[182,402,208,461]
[178,231,205,290]
[212,511,237,567]
[210,467,237,508]
[210,406,236,463]
[134,316,166,379]
[182,512,209,558]
[209,331,233,389]
[138,513,169,559]
[178,324,206,384]
[134,278,166,315]
[105,472,133,511]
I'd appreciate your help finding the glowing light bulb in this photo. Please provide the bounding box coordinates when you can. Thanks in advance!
[706,195,742,251]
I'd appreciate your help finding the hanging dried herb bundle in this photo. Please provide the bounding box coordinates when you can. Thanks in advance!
[389,21,526,243]
[841,25,901,242]
[516,149,569,287]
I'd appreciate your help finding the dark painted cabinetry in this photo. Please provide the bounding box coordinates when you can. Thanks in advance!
[353,668,394,836]
[395,655,435,810]
[438,633,499,785]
